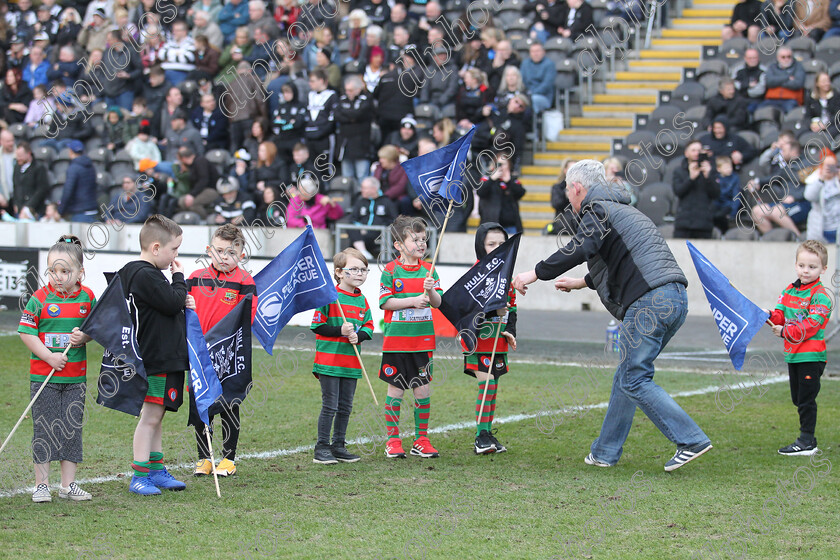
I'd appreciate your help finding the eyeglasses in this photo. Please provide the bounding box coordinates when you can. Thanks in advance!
[343,267,369,275]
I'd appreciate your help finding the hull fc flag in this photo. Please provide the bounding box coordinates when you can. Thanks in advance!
[687,242,769,370]
[80,273,148,416]
[439,234,521,353]
[206,295,252,416]
[186,308,223,426]
[254,226,338,354]
[402,125,476,207]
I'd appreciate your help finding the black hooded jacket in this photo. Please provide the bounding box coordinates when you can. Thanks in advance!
[474,221,517,337]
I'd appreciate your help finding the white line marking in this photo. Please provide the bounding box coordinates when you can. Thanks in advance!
[0,375,791,498]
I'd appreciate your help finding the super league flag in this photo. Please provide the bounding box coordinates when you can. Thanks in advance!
[402,125,476,205]
[254,226,337,354]
[80,273,148,416]
[186,309,223,425]
[687,242,769,370]
[205,295,252,415]
[439,234,521,353]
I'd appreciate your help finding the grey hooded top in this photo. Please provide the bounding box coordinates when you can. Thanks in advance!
[535,183,688,320]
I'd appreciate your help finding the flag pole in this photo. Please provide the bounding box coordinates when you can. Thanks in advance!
[477,319,504,429]
[336,302,379,406]
[0,345,73,457]
[205,427,221,498]
[427,199,454,278]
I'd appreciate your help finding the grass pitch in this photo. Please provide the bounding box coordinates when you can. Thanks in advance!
[0,331,838,560]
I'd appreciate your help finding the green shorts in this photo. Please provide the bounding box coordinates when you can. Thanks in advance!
[145,372,185,412]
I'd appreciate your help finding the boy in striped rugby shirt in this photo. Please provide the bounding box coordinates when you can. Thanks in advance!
[310,248,374,465]
[379,216,443,459]
[188,224,257,477]
[766,240,832,456]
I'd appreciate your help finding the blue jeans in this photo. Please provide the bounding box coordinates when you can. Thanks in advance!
[69,210,99,223]
[590,282,710,465]
[530,93,552,114]
[164,70,188,86]
[341,159,371,183]
[105,91,134,111]
[757,98,799,114]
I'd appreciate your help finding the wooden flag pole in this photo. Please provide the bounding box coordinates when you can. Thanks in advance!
[337,302,379,406]
[427,199,454,278]
[0,345,72,457]
[477,319,505,428]
[205,427,221,498]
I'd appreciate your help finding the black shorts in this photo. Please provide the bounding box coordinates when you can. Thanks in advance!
[379,351,432,389]
[145,371,185,412]
[463,353,508,378]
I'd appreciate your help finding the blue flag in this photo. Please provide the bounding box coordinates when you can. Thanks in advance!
[186,309,223,425]
[253,226,337,354]
[687,242,769,370]
[402,125,475,207]
[80,273,148,416]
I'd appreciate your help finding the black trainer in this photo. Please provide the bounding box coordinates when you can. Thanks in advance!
[313,446,338,465]
[331,445,361,463]
[475,430,496,455]
[778,438,818,456]
[488,430,507,453]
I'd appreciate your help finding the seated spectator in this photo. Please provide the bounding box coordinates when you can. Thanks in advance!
[494,66,530,109]
[104,107,132,152]
[731,48,767,113]
[520,42,554,114]
[274,0,302,35]
[217,27,253,85]
[22,46,49,91]
[191,0,223,25]
[760,47,805,114]
[363,46,386,92]
[55,8,82,48]
[722,0,762,42]
[257,183,288,227]
[165,109,205,161]
[804,151,840,242]
[474,94,530,171]
[243,119,275,163]
[550,158,578,234]
[456,68,493,126]
[285,177,344,228]
[828,0,840,38]
[607,0,646,24]
[105,175,154,225]
[23,85,54,128]
[218,0,249,43]
[126,120,163,172]
[315,46,343,92]
[213,176,256,225]
[230,149,251,193]
[372,145,408,202]
[1,68,32,125]
[673,140,720,239]
[5,35,27,72]
[58,140,99,222]
[11,141,49,219]
[77,8,111,53]
[272,83,306,162]
[385,25,411,65]
[458,36,485,77]
[336,75,374,183]
[387,115,419,161]
[703,78,751,131]
[745,136,809,235]
[191,93,229,151]
[191,11,223,50]
[477,155,526,234]
[420,45,459,115]
[46,46,82,89]
[247,0,276,36]
[40,95,95,152]
[488,44,521,95]
[143,66,173,116]
[348,176,398,258]
[698,116,757,168]
[159,21,197,85]
[556,0,595,40]
[251,141,288,201]
[139,22,166,73]
[363,25,386,67]
[712,155,742,234]
[189,35,221,82]
[793,0,830,42]
[603,156,638,206]
[803,72,840,138]
[290,142,318,186]
[304,27,340,71]
[757,0,796,41]
[177,146,221,218]
[528,0,565,44]
[432,118,456,147]
[476,28,505,76]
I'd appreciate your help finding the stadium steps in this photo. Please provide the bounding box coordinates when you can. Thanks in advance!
[512,0,736,236]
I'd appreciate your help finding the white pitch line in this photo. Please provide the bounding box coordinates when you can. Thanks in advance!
[0,375,790,498]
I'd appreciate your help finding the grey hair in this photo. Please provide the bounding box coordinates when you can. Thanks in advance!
[344,74,364,90]
[367,25,383,39]
[361,176,381,191]
[566,159,607,190]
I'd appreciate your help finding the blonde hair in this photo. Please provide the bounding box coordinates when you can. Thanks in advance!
[797,240,828,267]
[377,145,399,163]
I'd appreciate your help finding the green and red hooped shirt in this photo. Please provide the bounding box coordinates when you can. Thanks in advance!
[379,259,443,353]
[311,286,374,378]
[769,279,832,363]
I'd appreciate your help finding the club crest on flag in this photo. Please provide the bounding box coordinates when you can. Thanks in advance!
[465,257,507,307]
[207,327,245,383]
[417,164,448,195]
[257,244,328,328]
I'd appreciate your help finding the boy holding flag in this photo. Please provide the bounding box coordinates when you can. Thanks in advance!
[187,224,257,477]
[379,215,443,459]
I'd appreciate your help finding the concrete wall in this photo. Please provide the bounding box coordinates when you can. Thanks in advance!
[15,223,837,320]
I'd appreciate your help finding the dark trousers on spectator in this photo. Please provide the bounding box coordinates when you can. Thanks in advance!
[179,188,218,218]
[229,120,251,153]
[788,361,824,443]
[348,227,383,255]
[673,227,713,239]
[193,399,241,461]
[378,118,402,146]
[305,135,335,182]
